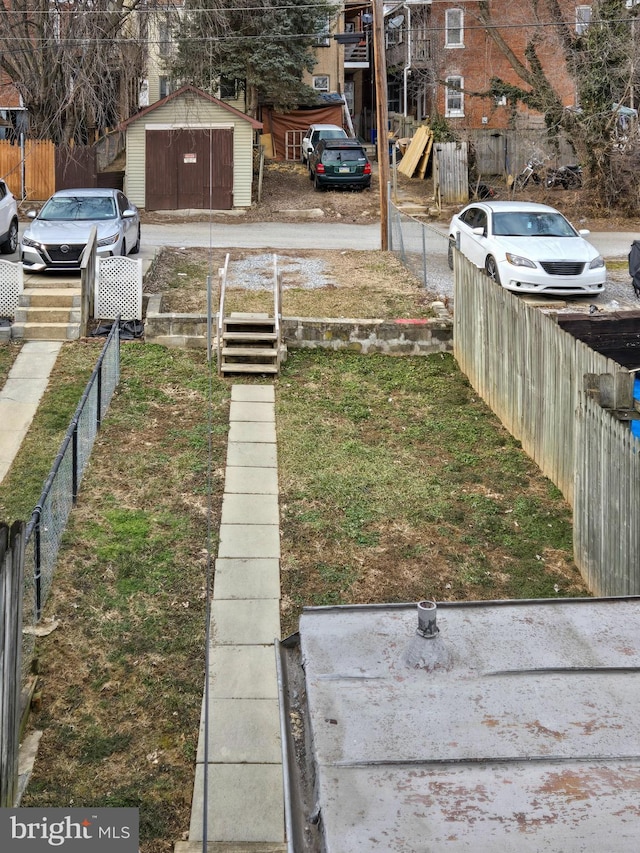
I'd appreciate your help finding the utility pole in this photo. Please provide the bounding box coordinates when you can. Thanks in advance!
[372,0,389,250]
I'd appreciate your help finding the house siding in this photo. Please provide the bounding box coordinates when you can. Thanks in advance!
[124,91,256,209]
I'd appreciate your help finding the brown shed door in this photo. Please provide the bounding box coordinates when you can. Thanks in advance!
[145,128,234,210]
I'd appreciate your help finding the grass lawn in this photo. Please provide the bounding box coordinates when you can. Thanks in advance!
[0,341,587,851]
[0,339,21,389]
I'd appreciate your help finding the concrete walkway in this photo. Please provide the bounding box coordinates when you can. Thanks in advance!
[0,341,63,484]
[176,384,286,853]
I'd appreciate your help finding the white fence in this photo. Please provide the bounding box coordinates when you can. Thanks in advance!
[95,256,142,321]
[0,261,22,320]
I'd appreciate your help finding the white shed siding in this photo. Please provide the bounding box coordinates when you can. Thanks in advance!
[124,92,256,209]
[124,123,147,207]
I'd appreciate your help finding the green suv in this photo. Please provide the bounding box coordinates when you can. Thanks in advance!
[308,139,372,192]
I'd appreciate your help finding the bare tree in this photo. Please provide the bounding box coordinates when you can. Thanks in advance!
[0,0,149,144]
[475,0,637,208]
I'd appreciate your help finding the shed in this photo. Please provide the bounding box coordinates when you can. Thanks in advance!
[278,598,640,852]
[119,85,263,211]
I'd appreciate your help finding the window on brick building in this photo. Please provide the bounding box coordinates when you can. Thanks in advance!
[575,5,592,34]
[445,9,464,47]
[445,76,464,117]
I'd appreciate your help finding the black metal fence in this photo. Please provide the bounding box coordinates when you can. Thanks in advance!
[20,321,121,683]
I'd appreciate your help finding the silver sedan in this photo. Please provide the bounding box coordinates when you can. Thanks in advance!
[21,188,140,272]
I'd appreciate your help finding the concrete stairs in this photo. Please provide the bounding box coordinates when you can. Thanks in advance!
[220,313,281,375]
[12,281,81,341]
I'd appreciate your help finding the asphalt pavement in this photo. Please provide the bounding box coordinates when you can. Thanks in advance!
[7,219,640,308]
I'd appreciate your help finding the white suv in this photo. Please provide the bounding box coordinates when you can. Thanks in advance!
[0,180,18,254]
[301,124,348,165]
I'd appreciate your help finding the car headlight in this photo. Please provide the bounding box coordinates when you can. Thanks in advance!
[21,235,40,248]
[97,232,120,247]
[505,253,536,269]
[589,255,605,269]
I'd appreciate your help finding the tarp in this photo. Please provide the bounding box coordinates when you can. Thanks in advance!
[260,105,345,160]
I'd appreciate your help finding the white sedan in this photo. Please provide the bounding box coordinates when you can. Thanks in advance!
[448,201,606,296]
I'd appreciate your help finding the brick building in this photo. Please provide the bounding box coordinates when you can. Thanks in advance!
[386,1,592,130]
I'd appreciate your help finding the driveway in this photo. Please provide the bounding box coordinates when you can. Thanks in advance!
[139,220,383,253]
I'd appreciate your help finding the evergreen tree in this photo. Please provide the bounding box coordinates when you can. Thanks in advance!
[169,0,339,116]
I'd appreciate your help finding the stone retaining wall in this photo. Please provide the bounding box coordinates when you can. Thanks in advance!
[144,294,453,354]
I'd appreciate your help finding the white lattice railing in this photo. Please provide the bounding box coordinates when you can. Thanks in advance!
[0,259,23,320]
[95,256,142,321]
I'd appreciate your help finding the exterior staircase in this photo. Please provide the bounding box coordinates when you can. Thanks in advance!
[13,279,81,341]
[216,255,285,376]
[219,312,280,374]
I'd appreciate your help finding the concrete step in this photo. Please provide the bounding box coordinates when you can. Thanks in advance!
[14,307,81,324]
[20,289,81,308]
[23,277,81,290]
[11,322,81,341]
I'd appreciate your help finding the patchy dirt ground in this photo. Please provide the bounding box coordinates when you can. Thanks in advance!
[145,246,439,316]
[141,159,640,233]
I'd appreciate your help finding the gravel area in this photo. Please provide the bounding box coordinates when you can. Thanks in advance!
[227,253,334,290]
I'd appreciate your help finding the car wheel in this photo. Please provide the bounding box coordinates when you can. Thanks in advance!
[447,239,455,271]
[0,218,18,254]
[314,175,323,191]
[485,255,501,285]
[130,226,141,255]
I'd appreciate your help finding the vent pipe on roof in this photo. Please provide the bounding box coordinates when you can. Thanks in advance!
[404,599,452,671]
[417,600,438,638]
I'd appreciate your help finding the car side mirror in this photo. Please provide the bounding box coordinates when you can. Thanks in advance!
[27,210,37,219]
[122,209,136,218]
[472,226,486,236]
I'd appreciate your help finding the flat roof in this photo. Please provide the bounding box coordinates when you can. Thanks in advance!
[278,598,640,852]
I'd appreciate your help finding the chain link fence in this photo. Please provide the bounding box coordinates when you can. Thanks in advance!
[388,200,452,299]
[21,321,121,684]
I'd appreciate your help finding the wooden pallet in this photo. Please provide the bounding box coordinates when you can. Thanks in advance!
[398,126,434,179]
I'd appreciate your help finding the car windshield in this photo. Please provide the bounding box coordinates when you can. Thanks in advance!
[492,211,577,238]
[320,130,346,140]
[323,148,365,164]
[39,196,117,221]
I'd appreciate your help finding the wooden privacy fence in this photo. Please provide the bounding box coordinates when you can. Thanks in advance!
[0,140,55,202]
[453,251,640,596]
[465,128,577,178]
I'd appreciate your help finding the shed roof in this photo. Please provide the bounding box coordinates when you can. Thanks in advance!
[278,597,640,852]
[118,84,262,131]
